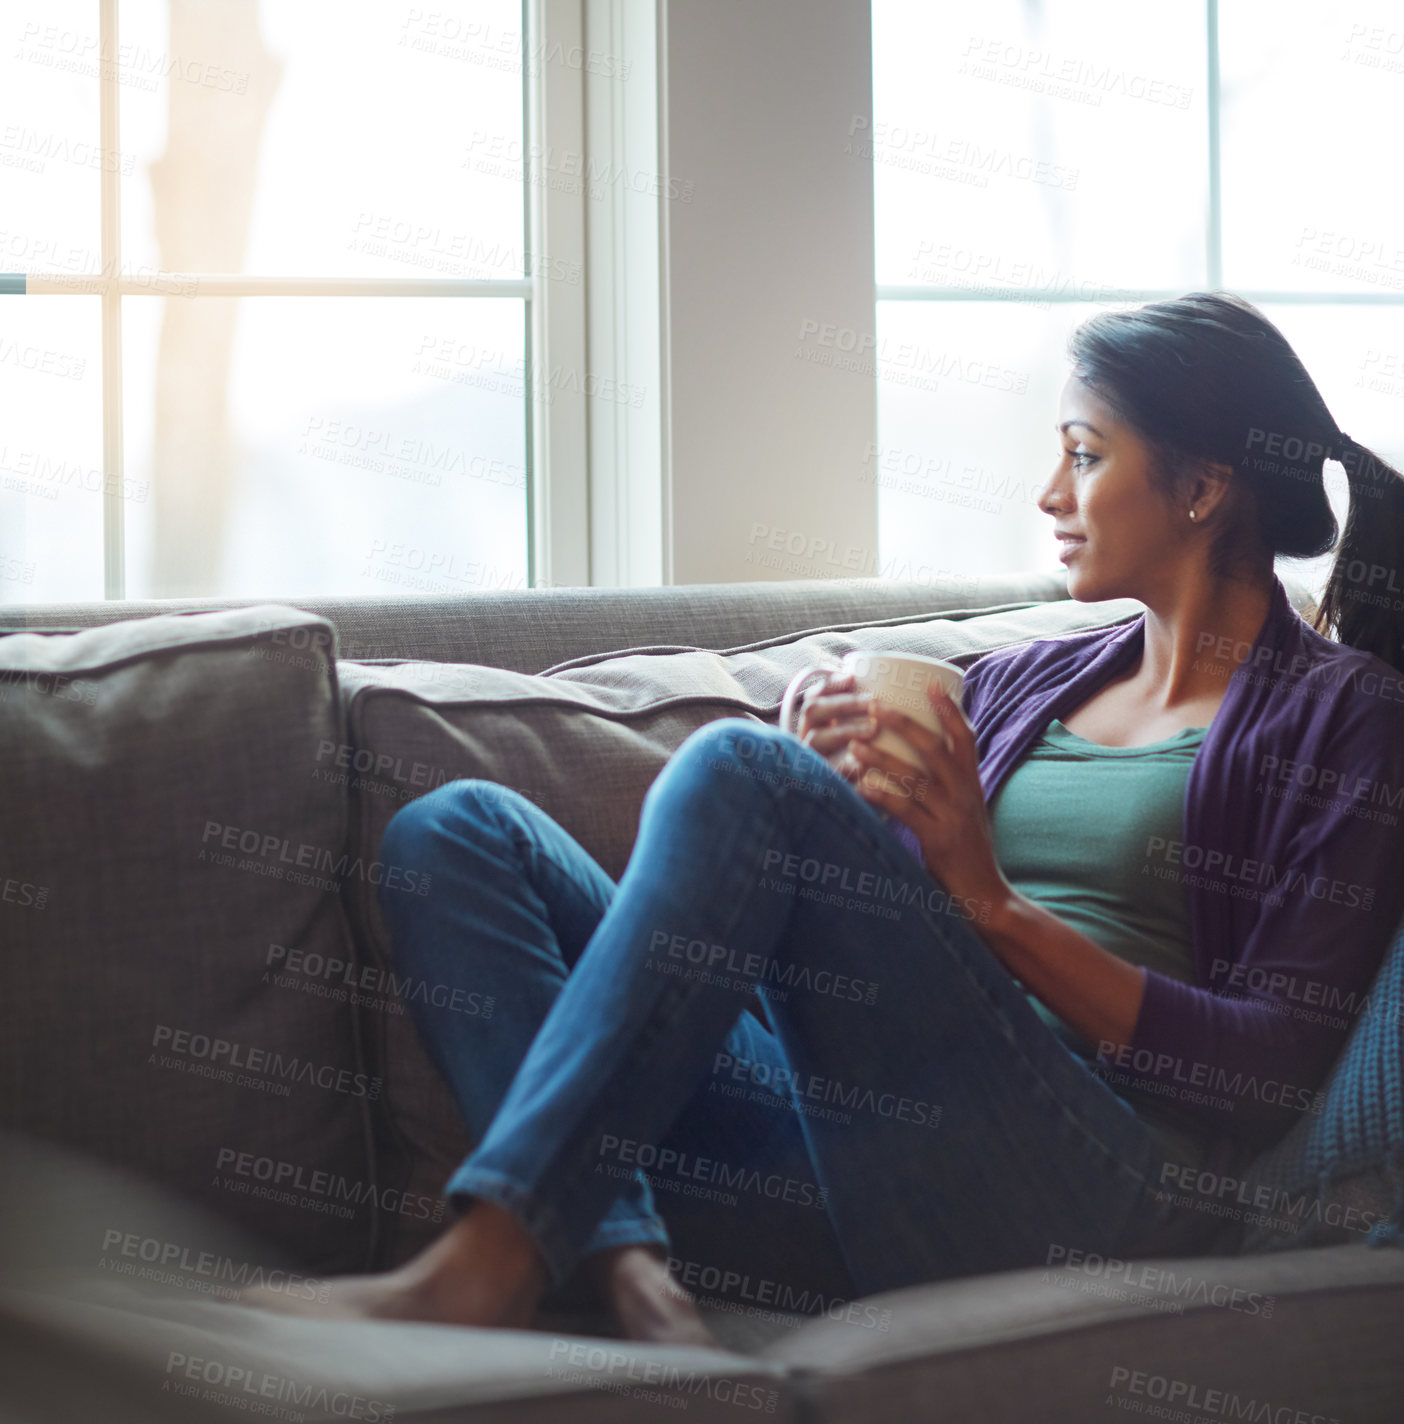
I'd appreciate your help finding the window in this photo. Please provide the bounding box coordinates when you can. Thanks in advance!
[1,0,585,603]
[871,0,1404,602]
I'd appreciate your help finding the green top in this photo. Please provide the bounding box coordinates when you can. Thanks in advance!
[987,717,1212,1167]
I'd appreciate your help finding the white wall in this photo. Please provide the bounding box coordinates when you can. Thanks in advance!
[658,0,878,585]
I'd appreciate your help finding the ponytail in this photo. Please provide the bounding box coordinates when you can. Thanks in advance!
[1314,438,1404,674]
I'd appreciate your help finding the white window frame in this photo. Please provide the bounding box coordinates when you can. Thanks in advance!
[15,0,590,597]
[527,0,589,588]
[582,0,663,588]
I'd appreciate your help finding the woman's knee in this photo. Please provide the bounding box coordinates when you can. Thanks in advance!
[668,718,834,798]
[381,778,529,872]
[379,781,534,970]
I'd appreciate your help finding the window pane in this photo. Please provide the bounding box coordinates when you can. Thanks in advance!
[872,0,1206,293]
[1221,0,1404,293]
[873,300,1087,583]
[119,0,526,278]
[122,296,528,598]
[1,2,102,273]
[0,297,105,604]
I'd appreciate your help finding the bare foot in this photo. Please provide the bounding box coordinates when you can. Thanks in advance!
[589,1247,723,1348]
[238,1201,547,1330]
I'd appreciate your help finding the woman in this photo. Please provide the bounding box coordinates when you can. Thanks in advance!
[289,293,1404,1343]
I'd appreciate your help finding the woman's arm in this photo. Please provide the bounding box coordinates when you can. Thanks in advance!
[853,680,1404,1147]
[847,684,1145,1048]
[978,893,1145,1049]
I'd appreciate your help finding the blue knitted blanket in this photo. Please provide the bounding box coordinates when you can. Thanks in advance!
[1241,911,1404,1251]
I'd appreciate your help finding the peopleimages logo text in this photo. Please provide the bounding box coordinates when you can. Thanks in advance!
[1209,960,1370,1017]
[214,1148,445,1223]
[266,943,495,1020]
[1158,1162,1380,1236]
[1106,1366,1339,1424]
[151,1024,381,1099]
[1094,1043,1325,1116]
[199,820,431,896]
[1194,628,1404,704]
[163,1353,393,1422]
[101,1230,330,1303]
[1143,835,1375,910]
[648,929,877,1005]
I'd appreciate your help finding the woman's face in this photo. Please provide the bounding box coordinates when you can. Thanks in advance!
[1037,375,1184,603]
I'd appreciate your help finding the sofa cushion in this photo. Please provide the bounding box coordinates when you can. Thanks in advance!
[2,1278,799,1424]
[6,1130,1402,1424]
[335,595,1147,1267]
[0,606,383,1273]
[759,1240,1404,1424]
[1236,912,1404,1252]
[1,1131,797,1424]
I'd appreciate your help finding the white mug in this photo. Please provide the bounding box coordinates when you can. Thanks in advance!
[779,650,965,769]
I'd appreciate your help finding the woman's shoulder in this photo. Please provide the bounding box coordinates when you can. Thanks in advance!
[962,618,1134,724]
[964,618,1132,690]
[1231,607,1404,801]
[1267,603,1404,737]
[1295,619,1403,696]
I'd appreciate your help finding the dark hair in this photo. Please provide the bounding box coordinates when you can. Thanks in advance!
[1067,291,1404,672]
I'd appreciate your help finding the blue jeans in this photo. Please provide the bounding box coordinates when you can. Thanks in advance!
[379,719,1236,1303]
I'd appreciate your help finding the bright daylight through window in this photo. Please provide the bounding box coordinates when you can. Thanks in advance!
[870,0,1404,604]
[2,0,532,603]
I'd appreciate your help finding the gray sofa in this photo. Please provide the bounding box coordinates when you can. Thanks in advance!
[2,569,1401,1423]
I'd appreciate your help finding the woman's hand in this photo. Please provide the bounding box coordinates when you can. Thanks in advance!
[846,684,1014,921]
[846,685,1145,1045]
[794,669,879,781]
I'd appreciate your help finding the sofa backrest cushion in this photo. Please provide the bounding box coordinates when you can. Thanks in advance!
[3,570,1071,669]
[336,595,1146,1265]
[0,606,388,1274]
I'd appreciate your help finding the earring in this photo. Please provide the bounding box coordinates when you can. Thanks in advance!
[1188,509,1197,520]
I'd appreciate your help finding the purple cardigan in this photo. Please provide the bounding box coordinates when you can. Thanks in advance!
[947,575,1404,1147]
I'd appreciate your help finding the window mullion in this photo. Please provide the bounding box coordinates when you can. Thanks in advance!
[1206,0,1223,289]
[526,0,589,589]
[100,0,125,599]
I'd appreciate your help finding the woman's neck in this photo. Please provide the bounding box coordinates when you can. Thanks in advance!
[1135,573,1276,711]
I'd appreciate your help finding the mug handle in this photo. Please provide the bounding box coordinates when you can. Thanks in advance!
[779,660,842,738]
